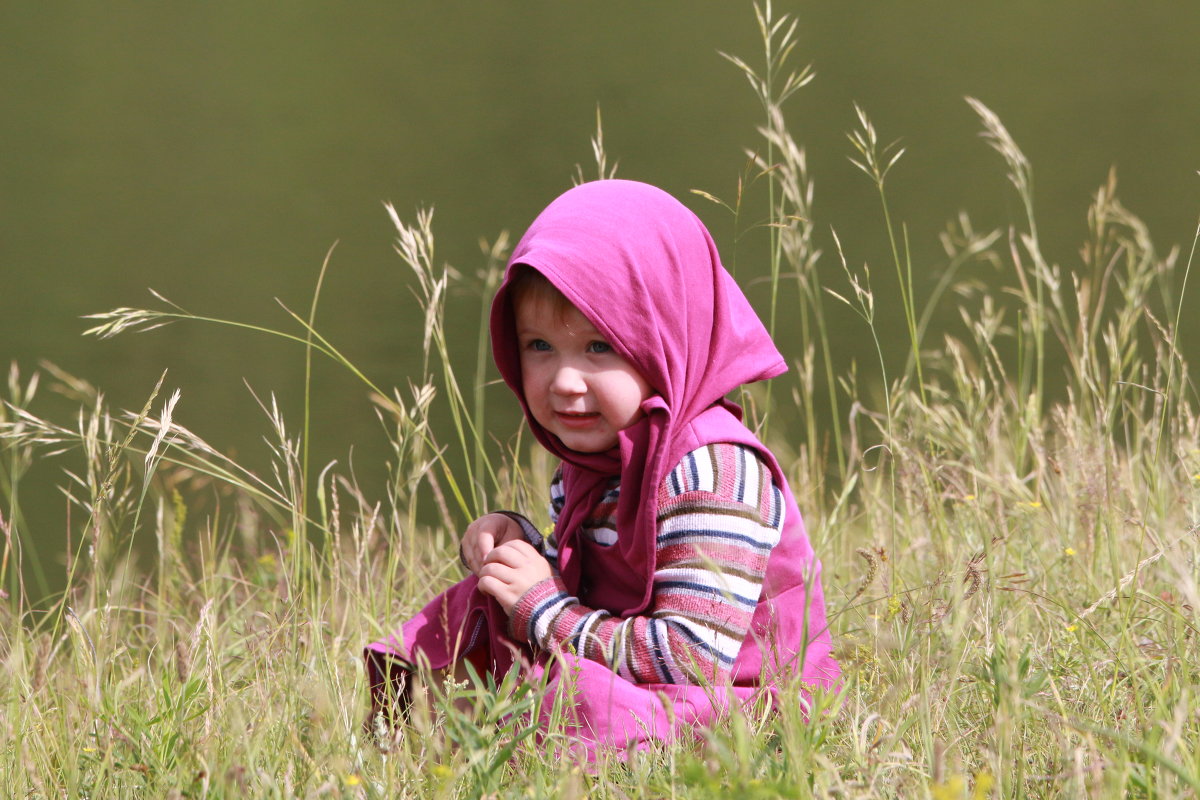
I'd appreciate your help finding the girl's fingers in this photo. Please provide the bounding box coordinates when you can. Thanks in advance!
[463,519,505,572]
[476,561,512,583]
[472,531,494,571]
[476,574,518,607]
[482,549,520,570]
[478,550,547,613]
[482,539,535,567]
[477,575,502,600]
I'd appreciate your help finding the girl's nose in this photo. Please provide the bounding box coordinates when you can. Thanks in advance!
[550,365,587,396]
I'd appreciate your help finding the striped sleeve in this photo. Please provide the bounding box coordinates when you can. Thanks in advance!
[509,442,785,686]
[543,465,563,567]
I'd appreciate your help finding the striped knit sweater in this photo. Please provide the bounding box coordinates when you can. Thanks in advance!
[508,442,784,686]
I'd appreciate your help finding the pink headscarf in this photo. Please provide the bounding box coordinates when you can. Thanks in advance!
[490,179,788,615]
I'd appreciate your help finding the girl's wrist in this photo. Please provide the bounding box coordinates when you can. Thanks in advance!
[507,576,564,644]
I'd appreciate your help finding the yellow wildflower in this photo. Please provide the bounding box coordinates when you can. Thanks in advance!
[344,775,361,787]
[1063,547,1076,557]
[1066,624,1077,632]
[931,776,966,800]
[933,772,995,799]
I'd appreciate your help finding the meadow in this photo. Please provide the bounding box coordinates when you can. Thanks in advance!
[2,5,1198,797]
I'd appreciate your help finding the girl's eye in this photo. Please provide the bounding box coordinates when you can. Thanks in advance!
[587,341,613,354]
[527,339,551,352]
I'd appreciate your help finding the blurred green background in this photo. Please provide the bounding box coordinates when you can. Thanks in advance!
[3,2,1199,584]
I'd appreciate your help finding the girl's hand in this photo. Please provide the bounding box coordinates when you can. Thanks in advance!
[476,540,553,614]
[461,513,524,575]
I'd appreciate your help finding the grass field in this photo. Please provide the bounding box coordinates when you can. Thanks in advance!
[2,4,1198,797]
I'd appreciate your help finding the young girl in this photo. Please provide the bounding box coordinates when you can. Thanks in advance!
[366,179,838,754]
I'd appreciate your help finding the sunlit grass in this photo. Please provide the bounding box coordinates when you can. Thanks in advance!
[2,2,1199,796]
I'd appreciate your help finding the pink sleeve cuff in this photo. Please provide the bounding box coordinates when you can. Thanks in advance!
[509,576,567,644]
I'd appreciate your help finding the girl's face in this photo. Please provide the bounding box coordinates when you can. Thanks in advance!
[515,293,654,453]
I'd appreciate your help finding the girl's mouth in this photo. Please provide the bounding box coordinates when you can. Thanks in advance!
[556,410,600,428]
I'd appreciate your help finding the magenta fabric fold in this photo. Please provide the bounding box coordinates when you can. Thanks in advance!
[367,179,838,754]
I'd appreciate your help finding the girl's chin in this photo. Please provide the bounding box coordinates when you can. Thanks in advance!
[562,439,619,454]
[555,430,619,454]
